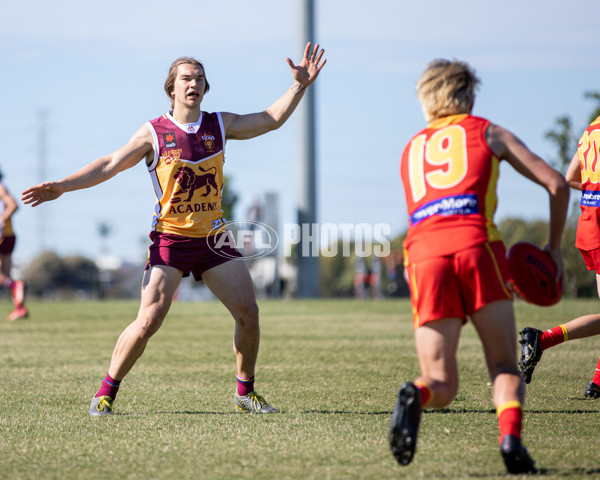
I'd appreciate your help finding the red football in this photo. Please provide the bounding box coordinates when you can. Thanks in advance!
[507,242,563,306]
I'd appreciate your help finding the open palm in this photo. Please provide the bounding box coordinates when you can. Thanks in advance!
[286,42,327,87]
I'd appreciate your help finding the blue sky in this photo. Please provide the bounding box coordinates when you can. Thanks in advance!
[1,0,599,266]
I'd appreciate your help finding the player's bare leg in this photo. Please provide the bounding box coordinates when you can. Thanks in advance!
[203,260,260,379]
[109,265,182,379]
[89,265,181,416]
[414,318,462,407]
[0,253,27,321]
[390,317,462,465]
[471,300,536,474]
[202,259,275,413]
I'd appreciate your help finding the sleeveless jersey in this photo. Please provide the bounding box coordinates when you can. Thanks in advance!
[575,115,600,251]
[146,111,226,238]
[400,114,503,263]
[0,184,14,237]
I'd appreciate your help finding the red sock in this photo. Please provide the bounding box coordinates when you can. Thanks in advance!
[540,325,568,350]
[236,373,255,396]
[592,356,600,385]
[497,401,523,443]
[96,373,121,400]
[414,381,433,408]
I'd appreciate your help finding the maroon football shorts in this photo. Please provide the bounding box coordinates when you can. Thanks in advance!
[0,235,16,255]
[146,231,243,280]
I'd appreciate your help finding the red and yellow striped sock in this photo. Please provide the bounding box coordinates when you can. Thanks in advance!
[592,356,600,385]
[497,401,523,444]
[540,324,568,350]
[414,381,433,408]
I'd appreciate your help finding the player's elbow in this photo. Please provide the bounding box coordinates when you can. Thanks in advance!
[263,109,286,132]
[549,175,570,199]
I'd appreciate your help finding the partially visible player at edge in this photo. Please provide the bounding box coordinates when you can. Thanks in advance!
[0,170,27,322]
[520,115,600,399]
[22,42,326,416]
[389,59,569,474]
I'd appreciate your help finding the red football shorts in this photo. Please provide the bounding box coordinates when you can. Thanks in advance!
[578,247,600,272]
[405,241,512,329]
[146,231,243,280]
[0,235,16,255]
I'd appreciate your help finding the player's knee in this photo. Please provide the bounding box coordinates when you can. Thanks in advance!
[136,307,168,338]
[236,301,260,330]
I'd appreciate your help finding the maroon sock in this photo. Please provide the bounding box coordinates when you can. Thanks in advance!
[96,373,121,400]
[236,373,255,396]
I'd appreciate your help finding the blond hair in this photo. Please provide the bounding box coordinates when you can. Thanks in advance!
[416,59,480,122]
[164,57,210,109]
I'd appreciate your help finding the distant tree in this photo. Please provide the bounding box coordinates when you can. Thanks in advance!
[584,91,600,122]
[499,217,548,248]
[544,116,577,170]
[319,242,356,297]
[545,91,600,171]
[22,251,64,297]
[23,251,100,298]
[62,255,101,292]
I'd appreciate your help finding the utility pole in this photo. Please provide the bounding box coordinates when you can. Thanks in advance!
[296,0,319,298]
[37,109,48,251]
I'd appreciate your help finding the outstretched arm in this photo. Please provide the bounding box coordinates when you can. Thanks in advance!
[222,42,327,140]
[486,123,569,282]
[22,125,153,207]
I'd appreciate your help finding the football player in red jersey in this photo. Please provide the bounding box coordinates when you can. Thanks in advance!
[519,116,600,399]
[22,43,326,416]
[389,59,569,474]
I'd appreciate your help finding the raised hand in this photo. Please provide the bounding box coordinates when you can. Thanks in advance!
[286,42,326,88]
[21,182,64,207]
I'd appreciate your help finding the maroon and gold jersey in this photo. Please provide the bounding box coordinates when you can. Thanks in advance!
[0,183,14,237]
[400,114,503,263]
[575,115,600,251]
[146,111,226,238]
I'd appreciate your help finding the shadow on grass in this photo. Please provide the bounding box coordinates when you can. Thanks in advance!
[113,411,242,416]
[115,410,394,415]
[469,467,600,478]
[424,407,600,415]
[113,407,600,415]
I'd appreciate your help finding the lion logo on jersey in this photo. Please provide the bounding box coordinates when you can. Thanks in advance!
[172,165,219,203]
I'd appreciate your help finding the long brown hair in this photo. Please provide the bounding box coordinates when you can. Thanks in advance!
[163,57,211,109]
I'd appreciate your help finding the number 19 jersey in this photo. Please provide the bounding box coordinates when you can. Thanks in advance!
[400,114,503,263]
[575,115,600,251]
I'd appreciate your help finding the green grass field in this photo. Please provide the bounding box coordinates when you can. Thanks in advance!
[2,298,600,479]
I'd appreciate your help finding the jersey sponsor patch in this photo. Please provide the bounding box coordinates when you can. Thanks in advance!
[162,132,177,149]
[581,190,600,207]
[410,193,478,226]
